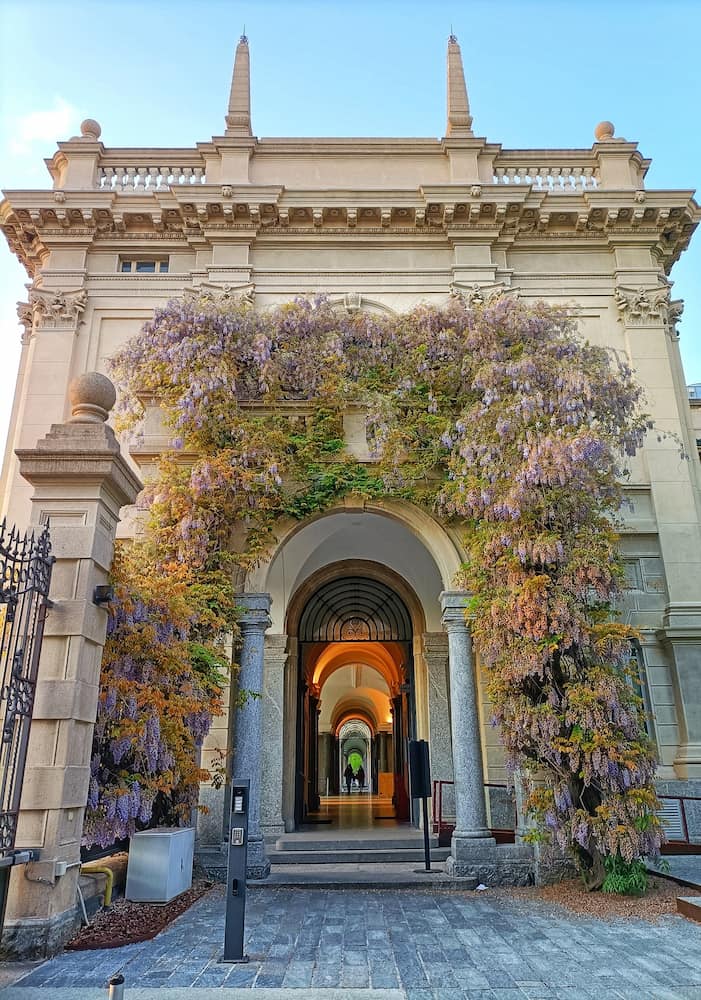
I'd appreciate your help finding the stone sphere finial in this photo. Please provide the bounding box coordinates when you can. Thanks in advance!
[594,120,615,141]
[80,118,102,140]
[68,372,116,423]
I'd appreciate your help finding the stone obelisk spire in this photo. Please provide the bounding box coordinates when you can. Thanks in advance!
[446,34,473,137]
[225,33,252,136]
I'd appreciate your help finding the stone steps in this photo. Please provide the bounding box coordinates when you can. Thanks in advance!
[257,863,477,890]
[269,847,451,865]
[274,835,439,852]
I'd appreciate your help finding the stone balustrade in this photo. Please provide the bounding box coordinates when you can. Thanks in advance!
[493,162,600,191]
[97,163,207,190]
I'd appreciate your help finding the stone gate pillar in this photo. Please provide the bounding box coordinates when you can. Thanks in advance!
[2,373,141,958]
[232,594,272,878]
[440,591,497,878]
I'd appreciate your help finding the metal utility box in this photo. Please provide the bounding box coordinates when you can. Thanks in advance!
[125,827,195,903]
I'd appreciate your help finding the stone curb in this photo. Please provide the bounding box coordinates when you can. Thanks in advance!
[1,990,406,1000]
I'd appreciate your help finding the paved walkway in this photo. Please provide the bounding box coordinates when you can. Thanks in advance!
[650,855,701,889]
[3,885,701,1000]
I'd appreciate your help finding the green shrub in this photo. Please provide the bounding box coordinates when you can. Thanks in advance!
[602,854,649,895]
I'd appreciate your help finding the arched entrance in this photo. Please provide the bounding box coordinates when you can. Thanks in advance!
[293,574,415,828]
[242,503,467,840]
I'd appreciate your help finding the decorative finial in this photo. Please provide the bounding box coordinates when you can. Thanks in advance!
[446,34,473,137]
[449,25,457,42]
[68,372,116,423]
[594,120,615,141]
[226,33,252,136]
[80,118,101,140]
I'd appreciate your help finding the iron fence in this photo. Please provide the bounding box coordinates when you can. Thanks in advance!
[0,519,53,926]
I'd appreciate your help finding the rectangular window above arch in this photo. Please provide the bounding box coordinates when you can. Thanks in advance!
[120,258,169,274]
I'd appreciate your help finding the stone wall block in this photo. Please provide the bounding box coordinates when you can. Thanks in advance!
[32,678,99,723]
[19,765,91,811]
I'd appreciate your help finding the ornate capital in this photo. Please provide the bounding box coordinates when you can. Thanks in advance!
[28,286,87,331]
[16,301,33,343]
[238,592,272,633]
[614,281,682,336]
[440,590,471,631]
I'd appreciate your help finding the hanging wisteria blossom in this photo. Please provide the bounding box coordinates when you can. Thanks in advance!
[101,293,662,889]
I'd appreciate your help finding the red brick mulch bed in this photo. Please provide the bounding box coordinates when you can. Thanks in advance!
[65,880,213,950]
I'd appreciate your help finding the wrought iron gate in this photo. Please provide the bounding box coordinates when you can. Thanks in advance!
[0,519,53,929]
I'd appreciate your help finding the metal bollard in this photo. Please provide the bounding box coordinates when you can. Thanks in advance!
[108,973,125,1000]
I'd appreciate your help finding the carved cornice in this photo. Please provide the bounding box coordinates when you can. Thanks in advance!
[1,183,698,280]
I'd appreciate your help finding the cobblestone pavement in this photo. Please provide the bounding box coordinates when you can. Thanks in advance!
[4,885,701,1000]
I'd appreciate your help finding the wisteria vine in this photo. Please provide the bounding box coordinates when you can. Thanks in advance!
[103,292,662,886]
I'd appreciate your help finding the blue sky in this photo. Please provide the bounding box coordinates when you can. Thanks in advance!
[1,0,700,453]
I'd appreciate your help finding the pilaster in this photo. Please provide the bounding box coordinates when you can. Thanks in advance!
[260,634,287,837]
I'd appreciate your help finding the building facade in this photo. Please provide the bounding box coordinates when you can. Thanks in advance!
[1,35,701,951]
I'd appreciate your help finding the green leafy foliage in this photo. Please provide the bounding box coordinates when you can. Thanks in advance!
[602,855,649,896]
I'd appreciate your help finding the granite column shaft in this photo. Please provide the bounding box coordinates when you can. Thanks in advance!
[233,593,272,878]
[441,591,495,876]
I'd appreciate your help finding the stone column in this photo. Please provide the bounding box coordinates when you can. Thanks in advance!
[423,632,454,797]
[260,634,286,838]
[233,593,272,878]
[2,373,141,959]
[317,733,333,797]
[440,591,496,878]
[308,694,320,811]
[281,635,298,831]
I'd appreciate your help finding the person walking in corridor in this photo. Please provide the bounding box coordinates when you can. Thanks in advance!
[344,762,354,794]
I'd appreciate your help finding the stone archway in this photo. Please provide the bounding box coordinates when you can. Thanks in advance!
[239,503,466,840]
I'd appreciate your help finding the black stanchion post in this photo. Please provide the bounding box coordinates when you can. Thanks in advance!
[222,778,250,963]
[409,739,432,872]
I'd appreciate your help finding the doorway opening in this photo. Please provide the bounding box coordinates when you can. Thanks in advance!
[294,575,416,830]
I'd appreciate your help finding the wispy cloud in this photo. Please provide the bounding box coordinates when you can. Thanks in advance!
[8,97,81,155]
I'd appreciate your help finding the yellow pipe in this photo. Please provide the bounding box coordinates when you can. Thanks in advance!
[80,864,114,908]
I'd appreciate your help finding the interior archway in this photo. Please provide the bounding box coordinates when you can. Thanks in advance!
[292,568,415,827]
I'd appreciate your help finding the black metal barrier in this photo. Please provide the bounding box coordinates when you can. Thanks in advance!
[222,778,250,963]
[409,739,432,872]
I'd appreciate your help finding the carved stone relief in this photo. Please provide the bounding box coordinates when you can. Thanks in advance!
[184,281,256,305]
[449,281,516,306]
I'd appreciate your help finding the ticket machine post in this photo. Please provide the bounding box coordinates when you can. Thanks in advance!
[223,778,249,963]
